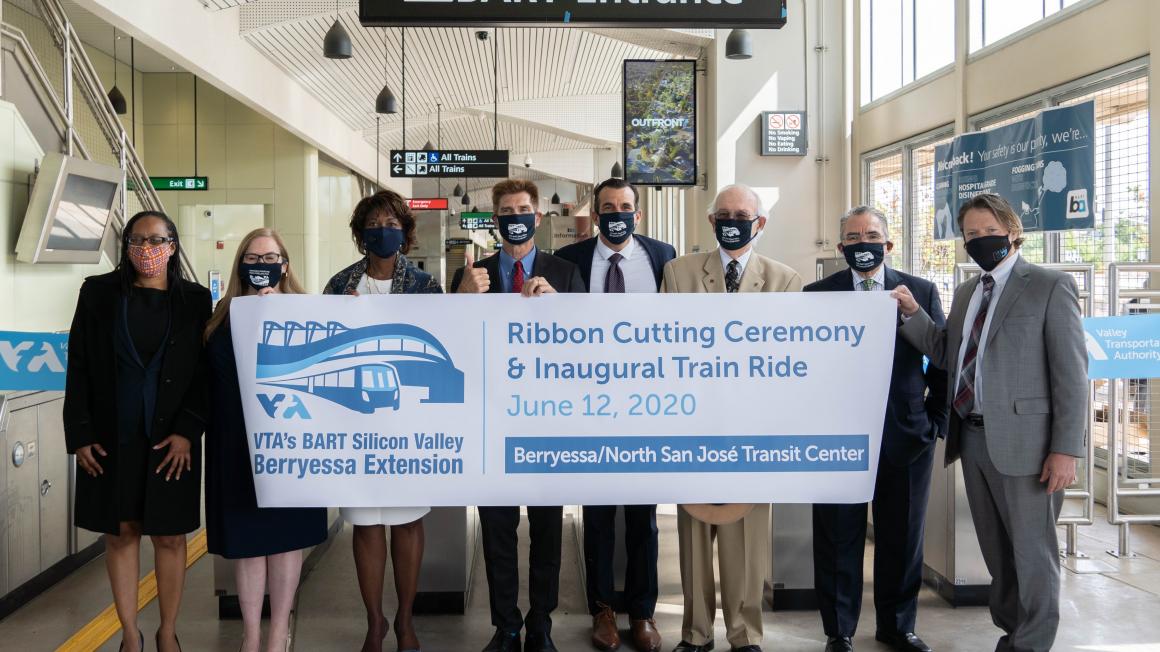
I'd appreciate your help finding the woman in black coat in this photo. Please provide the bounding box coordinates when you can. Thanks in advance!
[204,227,327,652]
[64,211,210,652]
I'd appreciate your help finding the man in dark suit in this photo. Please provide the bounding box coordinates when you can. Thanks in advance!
[451,179,582,652]
[554,178,675,652]
[805,206,948,652]
[893,194,1086,652]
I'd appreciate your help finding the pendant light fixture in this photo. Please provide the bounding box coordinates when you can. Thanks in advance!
[324,0,352,59]
[611,161,623,178]
[725,29,753,60]
[375,28,397,114]
[462,179,471,206]
[452,183,463,197]
[107,27,127,115]
[550,178,560,205]
[471,205,479,214]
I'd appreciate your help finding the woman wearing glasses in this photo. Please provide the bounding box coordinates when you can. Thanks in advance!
[64,211,211,652]
[324,190,440,652]
[204,228,328,652]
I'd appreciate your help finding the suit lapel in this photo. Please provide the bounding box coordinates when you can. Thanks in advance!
[740,255,766,293]
[985,257,1031,346]
[484,254,503,294]
[946,278,977,374]
[701,252,725,293]
[883,266,901,291]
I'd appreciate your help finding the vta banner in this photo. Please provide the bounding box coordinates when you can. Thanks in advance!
[230,293,897,508]
[0,330,68,391]
[933,101,1095,240]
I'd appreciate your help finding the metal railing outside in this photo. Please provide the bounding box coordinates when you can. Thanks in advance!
[955,263,1097,557]
[4,0,195,278]
[1105,262,1160,558]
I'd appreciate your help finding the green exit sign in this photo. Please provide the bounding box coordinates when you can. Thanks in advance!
[151,176,208,191]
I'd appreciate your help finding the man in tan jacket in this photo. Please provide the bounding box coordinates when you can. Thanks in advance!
[662,184,801,652]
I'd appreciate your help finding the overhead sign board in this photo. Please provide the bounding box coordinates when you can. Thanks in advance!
[460,212,494,231]
[360,0,788,28]
[390,150,509,179]
[408,198,449,211]
[151,176,207,191]
[761,111,807,156]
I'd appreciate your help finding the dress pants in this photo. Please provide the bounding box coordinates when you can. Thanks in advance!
[479,506,563,636]
[677,504,770,648]
[960,421,1064,652]
[813,443,935,637]
[583,504,659,618]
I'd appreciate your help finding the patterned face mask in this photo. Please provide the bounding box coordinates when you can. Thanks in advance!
[127,244,172,278]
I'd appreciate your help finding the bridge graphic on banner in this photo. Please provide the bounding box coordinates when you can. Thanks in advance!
[256,321,465,414]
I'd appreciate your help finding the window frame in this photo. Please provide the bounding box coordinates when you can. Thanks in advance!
[860,0,956,107]
[968,0,1105,60]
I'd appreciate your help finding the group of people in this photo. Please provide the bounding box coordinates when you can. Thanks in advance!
[62,174,1086,652]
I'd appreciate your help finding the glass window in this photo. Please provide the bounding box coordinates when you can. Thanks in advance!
[862,0,954,104]
[866,152,906,268]
[909,136,958,311]
[970,0,1090,51]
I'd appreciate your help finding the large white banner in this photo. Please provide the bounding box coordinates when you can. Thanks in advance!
[230,293,897,507]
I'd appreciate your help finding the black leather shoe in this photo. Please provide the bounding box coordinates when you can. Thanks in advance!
[825,636,854,652]
[525,631,559,652]
[672,642,715,652]
[731,646,762,652]
[875,631,931,652]
[483,628,522,652]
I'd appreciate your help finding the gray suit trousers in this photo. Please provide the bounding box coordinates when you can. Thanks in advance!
[960,421,1064,652]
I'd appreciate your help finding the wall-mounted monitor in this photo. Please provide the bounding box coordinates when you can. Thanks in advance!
[623,60,697,187]
[15,152,122,264]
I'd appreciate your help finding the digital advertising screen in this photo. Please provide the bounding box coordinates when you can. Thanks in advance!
[623,60,697,187]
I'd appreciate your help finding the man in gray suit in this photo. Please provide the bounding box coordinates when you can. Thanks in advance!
[891,193,1086,652]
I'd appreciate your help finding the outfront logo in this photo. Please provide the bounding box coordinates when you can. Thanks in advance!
[256,321,465,415]
[1066,189,1090,219]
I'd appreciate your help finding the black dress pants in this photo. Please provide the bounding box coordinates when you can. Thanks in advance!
[582,504,659,618]
[479,506,563,635]
[813,444,935,637]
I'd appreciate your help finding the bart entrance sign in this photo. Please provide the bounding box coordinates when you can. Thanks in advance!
[359,0,788,29]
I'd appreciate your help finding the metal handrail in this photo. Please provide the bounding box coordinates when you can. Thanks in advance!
[11,0,196,279]
[1105,263,1160,558]
[955,263,1097,557]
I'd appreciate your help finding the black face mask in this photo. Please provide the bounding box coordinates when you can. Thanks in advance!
[841,242,885,272]
[598,211,636,245]
[964,235,1012,272]
[239,262,282,291]
[714,218,756,251]
[497,213,536,244]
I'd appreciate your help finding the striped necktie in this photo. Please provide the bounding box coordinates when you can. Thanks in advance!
[953,274,995,418]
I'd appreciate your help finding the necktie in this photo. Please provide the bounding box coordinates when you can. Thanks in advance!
[725,260,741,293]
[953,274,995,418]
[512,260,525,293]
[605,253,626,293]
[861,278,876,291]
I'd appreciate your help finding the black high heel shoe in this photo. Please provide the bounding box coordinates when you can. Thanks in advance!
[156,630,183,652]
[118,629,143,651]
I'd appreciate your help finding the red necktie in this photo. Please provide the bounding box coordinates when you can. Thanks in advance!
[512,260,525,293]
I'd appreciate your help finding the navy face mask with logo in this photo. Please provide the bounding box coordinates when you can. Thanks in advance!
[363,226,405,259]
[498,213,536,245]
[598,211,636,245]
[240,262,282,292]
[714,218,756,251]
[841,242,885,272]
[964,234,1011,272]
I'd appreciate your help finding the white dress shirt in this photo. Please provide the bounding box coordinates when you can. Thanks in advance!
[590,236,658,294]
[851,265,886,291]
[955,251,1021,413]
[719,247,754,278]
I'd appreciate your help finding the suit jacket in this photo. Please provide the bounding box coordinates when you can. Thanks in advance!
[660,249,802,294]
[449,248,585,294]
[554,234,677,292]
[899,256,1088,475]
[805,267,949,466]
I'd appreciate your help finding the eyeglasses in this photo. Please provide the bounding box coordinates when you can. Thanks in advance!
[242,253,284,264]
[126,235,173,246]
[842,232,886,244]
[713,211,756,222]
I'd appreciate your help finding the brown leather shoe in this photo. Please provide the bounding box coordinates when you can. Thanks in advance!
[630,618,661,652]
[591,605,621,650]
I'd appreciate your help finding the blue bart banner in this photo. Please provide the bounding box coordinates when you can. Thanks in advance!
[230,293,898,508]
[0,330,69,391]
[933,101,1095,240]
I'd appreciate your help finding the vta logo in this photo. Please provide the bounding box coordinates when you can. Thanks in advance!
[0,340,66,374]
[257,393,312,419]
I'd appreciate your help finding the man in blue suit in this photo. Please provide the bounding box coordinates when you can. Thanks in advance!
[804,206,948,652]
[555,177,675,652]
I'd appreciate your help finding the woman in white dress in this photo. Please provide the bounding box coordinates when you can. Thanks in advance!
[323,190,442,652]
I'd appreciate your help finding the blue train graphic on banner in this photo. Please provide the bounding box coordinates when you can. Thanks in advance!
[256,321,464,414]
